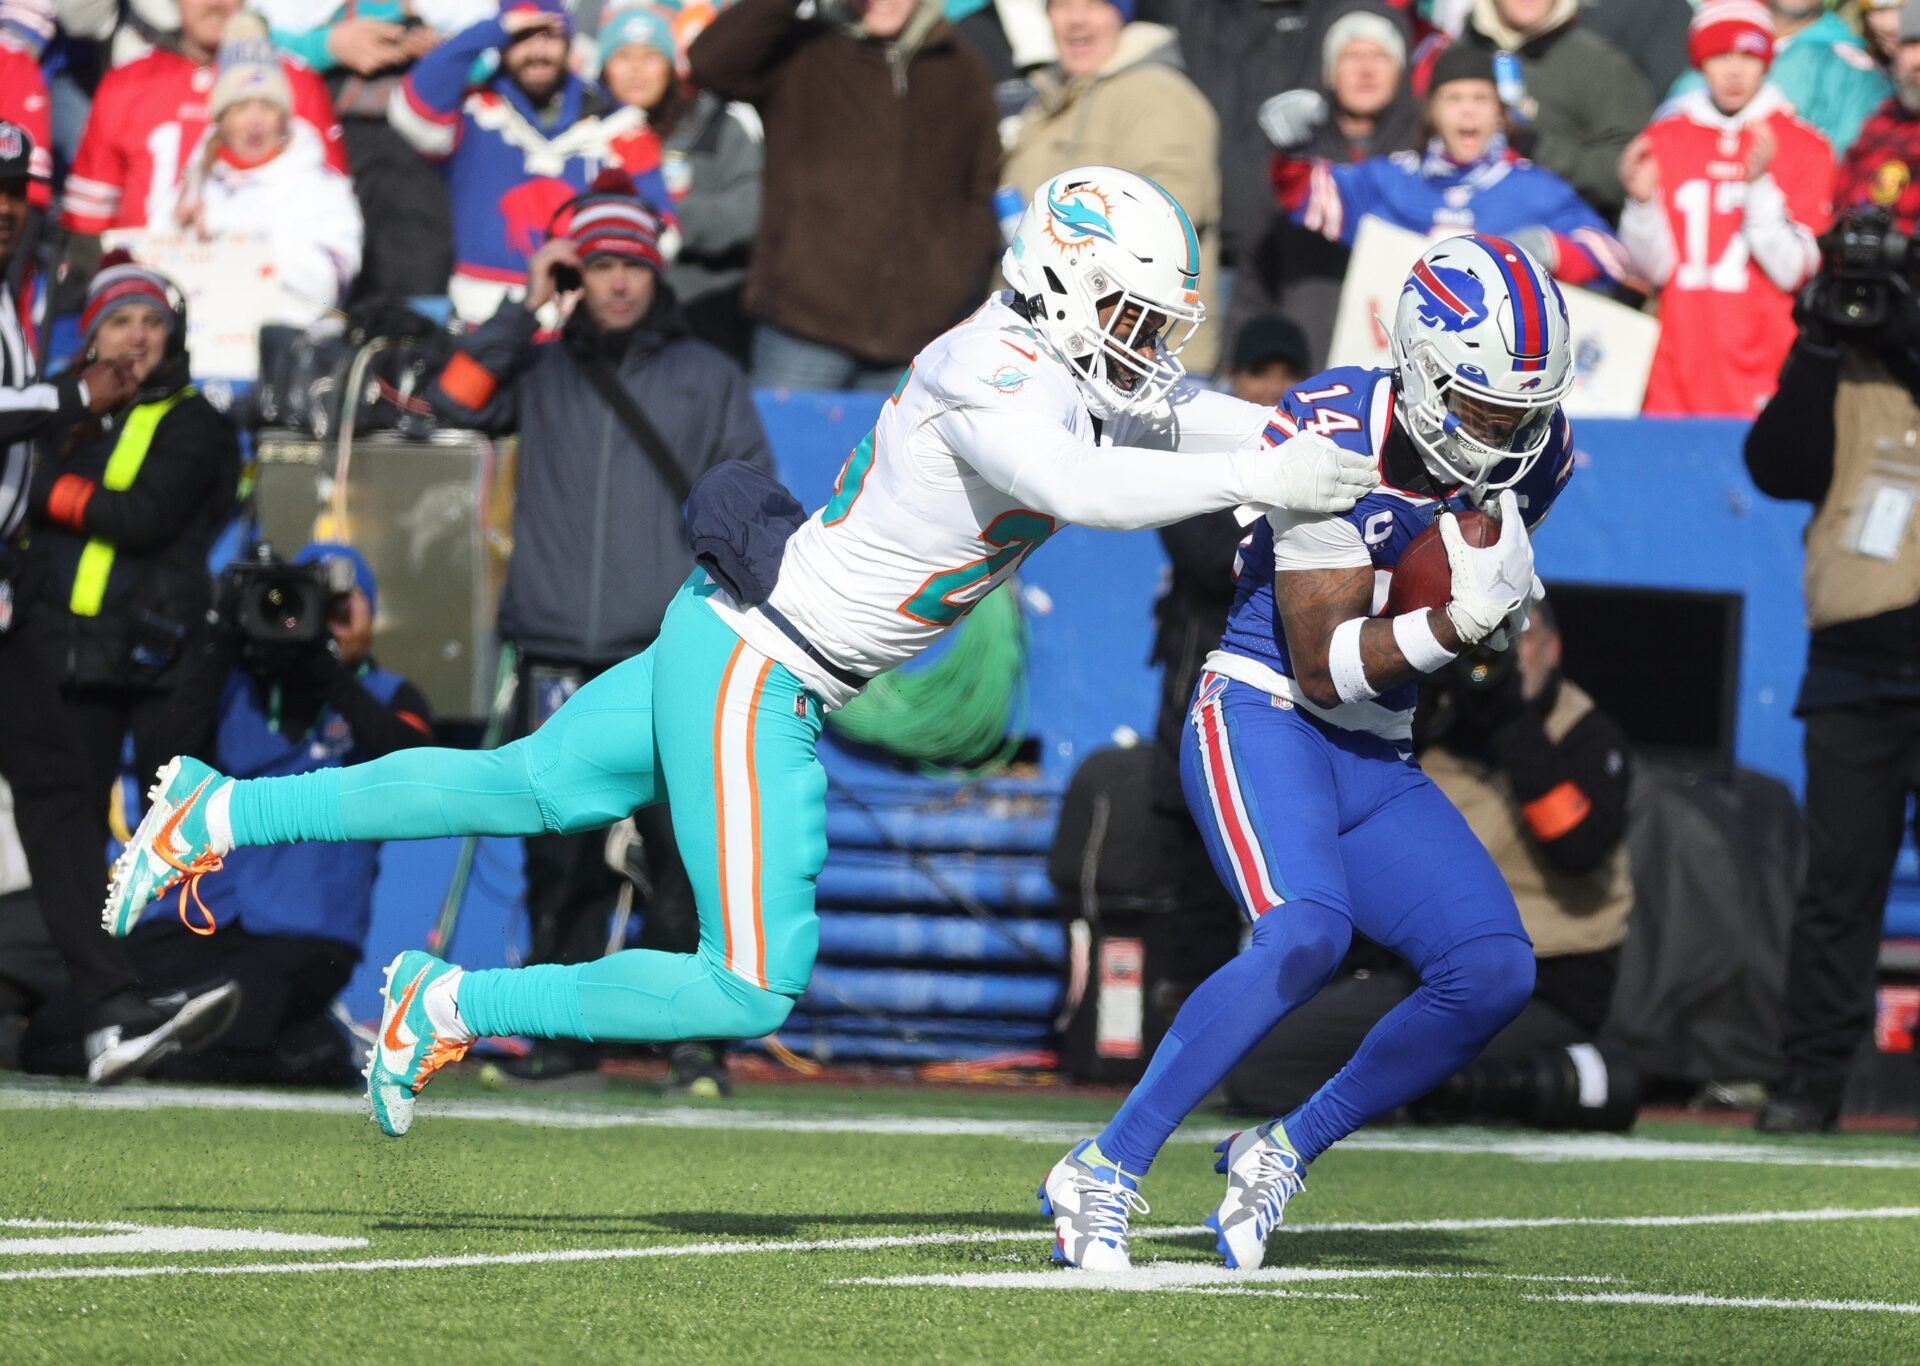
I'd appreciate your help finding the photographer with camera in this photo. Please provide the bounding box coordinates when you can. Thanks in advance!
[1226,599,1640,1131]
[1745,200,1920,1133]
[104,543,433,1084]
[429,171,772,1093]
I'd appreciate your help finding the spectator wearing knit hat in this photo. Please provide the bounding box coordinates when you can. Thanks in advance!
[1000,0,1222,373]
[1837,0,1920,233]
[26,253,240,899]
[1668,0,1889,156]
[138,12,364,329]
[426,170,771,1093]
[599,3,763,364]
[689,0,1000,388]
[61,0,345,255]
[389,0,678,322]
[1619,0,1835,415]
[1232,5,1420,363]
[1412,0,1654,218]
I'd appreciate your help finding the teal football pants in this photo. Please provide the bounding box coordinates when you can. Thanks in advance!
[226,575,828,1042]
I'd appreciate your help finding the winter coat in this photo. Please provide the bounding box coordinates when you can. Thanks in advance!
[1576,0,1693,100]
[1667,13,1890,157]
[688,0,1005,365]
[1228,85,1421,368]
[1135,0,1409,263]
[428,295,775,663]
[1449,0,1653,218]
[660,91,762,312]
[149,123,364,328]
[1001,22,1222,372]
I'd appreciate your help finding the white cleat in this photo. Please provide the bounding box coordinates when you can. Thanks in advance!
[1205,1121,1306,1271]
[1038,1140,1148,1271]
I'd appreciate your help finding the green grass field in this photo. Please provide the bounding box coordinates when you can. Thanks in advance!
[3,1071,1918,1363]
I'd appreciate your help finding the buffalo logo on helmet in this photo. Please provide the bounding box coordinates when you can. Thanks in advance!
[1042,184,1117,254]
[1405,258,1490,333]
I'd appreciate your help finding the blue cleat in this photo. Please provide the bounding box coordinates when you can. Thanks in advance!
[1205,1121,1306,1270]
[1039,1139,1148,1271]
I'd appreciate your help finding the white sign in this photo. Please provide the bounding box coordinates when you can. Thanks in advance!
[102,229,280,382]
[1326,218,1659,418]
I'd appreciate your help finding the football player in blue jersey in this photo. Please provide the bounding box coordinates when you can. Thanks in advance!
[1041,233,1577,1272]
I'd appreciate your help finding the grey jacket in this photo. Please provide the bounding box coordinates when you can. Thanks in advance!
[430,295,774,663]
[662,92,763,308]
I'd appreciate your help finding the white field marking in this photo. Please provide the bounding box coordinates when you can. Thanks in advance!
[6,1080,1920,1170]
[3,1206,1910,1286]
[1527,1291,1920,1316]
[1272,1207,1920,1235]
[0,1219,368,1256]
[837,1266,1621,1293]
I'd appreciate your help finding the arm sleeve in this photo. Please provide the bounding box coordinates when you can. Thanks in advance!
[289,62,350,175]
[329,673,435,758]
[273,173,364,311]
[272,22,338,74]
[1290,156,1372,247]
[1267,509,1371,571]
[1535,176,1630,287]
[931,404,1266,531]
[60,75,127,233]
[685,0,802,106]
[1742,172,1822,294]
[391,16,503,156]
[1617,193,1675,288]
[1117,381,1270,454]
[0,374,86,445]
[427,297,539,433]
[1490,706,1632,875]
[1743,338,1839,502]
[34,402,238,552]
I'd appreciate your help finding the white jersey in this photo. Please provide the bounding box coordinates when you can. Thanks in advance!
[707,295,1274,708]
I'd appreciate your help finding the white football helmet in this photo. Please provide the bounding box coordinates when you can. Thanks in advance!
[1002,167,1205,418]
[1388,233,1574,498]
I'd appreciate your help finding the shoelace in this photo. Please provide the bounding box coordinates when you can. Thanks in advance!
[1074,1174,1150,1243]
[159,848,225,937]
[1248,1142,1304,1236]
[413,1036,473,1090]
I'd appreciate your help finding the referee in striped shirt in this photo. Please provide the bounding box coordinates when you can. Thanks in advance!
[0,122,239,1083]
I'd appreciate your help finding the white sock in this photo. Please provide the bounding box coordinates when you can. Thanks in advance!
[201,780,235,855]
[423,969,474,1043]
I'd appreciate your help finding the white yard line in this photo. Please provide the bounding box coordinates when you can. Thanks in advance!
[838,1266,1621,1292]
[5,1080,1918,1171]
[1528,1291,1920,1316]
[0,1207,1913,1285]
[0,1219,366,1256]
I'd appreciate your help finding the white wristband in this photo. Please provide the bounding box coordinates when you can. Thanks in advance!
[1394,609,1459,674]
[1328,617,1378,703]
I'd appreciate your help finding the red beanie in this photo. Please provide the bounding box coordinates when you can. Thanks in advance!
[1688,0,1774,69]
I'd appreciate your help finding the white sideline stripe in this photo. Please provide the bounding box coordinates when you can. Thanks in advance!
[0,1218,367,1256]
[1274,1207,1920,1235]
[839,1266,1621,1292]
[6,1081,1920,1170]
[0,1207,1912,1285]
[1527,1291,1920,1316]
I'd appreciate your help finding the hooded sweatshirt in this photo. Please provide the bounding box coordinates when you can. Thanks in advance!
[1001,21,1223,372]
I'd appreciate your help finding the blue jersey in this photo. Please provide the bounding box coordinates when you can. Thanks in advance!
[1214,365,1574,733]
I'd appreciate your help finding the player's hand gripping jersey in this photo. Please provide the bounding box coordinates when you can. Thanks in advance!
[708,294,1377,708]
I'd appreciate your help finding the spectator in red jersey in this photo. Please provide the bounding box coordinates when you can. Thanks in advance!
[59,0,345,284]
[0,36,51,210]
[1618,0,1835,416]
[1838,0,1920,234]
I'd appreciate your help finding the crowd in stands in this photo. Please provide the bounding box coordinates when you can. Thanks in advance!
[0,0,1917,413]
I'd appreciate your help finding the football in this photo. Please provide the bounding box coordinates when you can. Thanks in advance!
[1383,507,1501,616]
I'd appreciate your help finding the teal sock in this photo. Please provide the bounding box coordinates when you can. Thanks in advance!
[460,964,594,1041]
[229,769,346,847]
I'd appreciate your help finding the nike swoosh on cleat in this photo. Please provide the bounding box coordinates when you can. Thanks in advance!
[383,966,430,1054]
[156,776,212,864]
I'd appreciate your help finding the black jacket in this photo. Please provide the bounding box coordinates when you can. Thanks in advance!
[27,363,240,636]
[1744,337,1920,709]
[430,291,775,663]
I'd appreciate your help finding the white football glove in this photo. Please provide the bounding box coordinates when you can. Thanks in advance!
[1482,574,1546,652]
[1257,88,1328,152]
[1247,430,1380,516]
[1440,490,1536,646]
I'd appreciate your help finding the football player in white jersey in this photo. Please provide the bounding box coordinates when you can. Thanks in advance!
[102,167,1380,1139]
